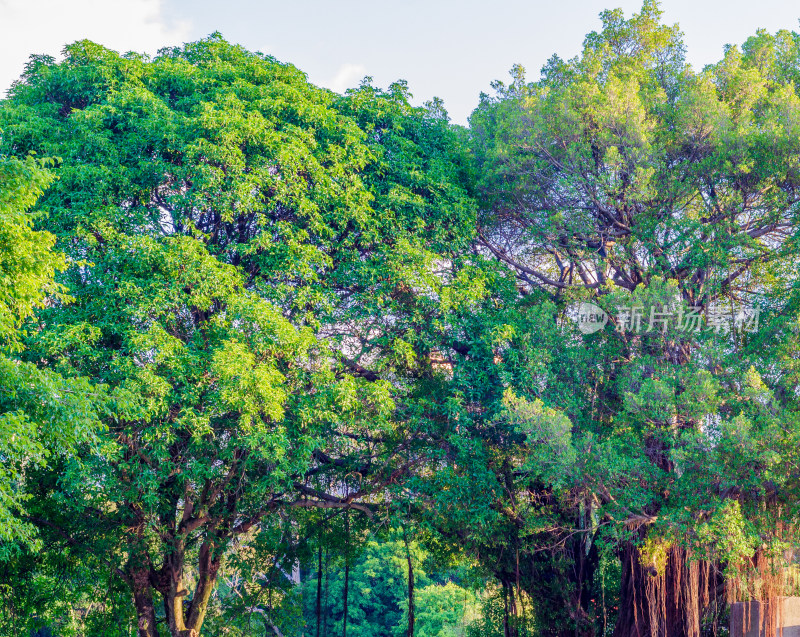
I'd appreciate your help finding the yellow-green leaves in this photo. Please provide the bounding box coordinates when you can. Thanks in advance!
[0,156,65,352]
[212,339,287,427]
[0,155,101,548]
[695,499,755,567]
[501,388,577,485]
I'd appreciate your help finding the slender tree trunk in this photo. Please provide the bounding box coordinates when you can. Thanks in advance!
[343,511,349,637]
[404,528,415,637]
[342,558,349,637]
[317,544,323,637]
[572,531,598,637]
[508,581,518,637]
[503,582,511,637]
[602,562,608,637]
[515,545,521,627]
[323,548,330,637]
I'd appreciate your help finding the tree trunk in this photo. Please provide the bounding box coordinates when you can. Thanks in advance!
[317,544,323,637]
[569,528,598,637]
[154,537,222,637]
[342,556,349,637]
[323,548,330,637]
[160,540,192,637]
[132,568,158,637]
[502,582,511,637]
[184,539,222,634]
[613,542,649,637]
[404,531,415,637]
[343,511,350,637]
[342,558,349,637]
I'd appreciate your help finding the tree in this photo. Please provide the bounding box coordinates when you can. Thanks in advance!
[0,35,477,636]
[468,2,800,635]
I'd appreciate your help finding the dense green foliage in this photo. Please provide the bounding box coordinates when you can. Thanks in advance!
[0,32,480,637]
[5,4,800,637]
[0,155,98,549]
[464,4,800,633]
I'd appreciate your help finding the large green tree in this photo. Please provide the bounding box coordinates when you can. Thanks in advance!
[0,35,478,637]
[466,2,800,635]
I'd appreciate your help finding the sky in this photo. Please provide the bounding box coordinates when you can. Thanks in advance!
[2,0,800,125]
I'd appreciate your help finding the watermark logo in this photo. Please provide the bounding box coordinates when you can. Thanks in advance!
[568,302,761,335]
[571,302,608,334]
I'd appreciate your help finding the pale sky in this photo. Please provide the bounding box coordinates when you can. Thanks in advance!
[2,0,800,125]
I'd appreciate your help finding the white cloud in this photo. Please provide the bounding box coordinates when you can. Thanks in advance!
[0,0,191,94]
[326,63,368,94]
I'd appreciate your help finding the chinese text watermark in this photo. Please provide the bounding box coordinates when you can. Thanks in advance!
[569,303,761,335]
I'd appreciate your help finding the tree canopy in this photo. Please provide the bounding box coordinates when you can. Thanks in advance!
[4,4,800,637]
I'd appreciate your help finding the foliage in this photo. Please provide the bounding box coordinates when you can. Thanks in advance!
[0,32,477,637]
[5,4,800,637]
[0,155,99,550]
[462,0,800,633]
